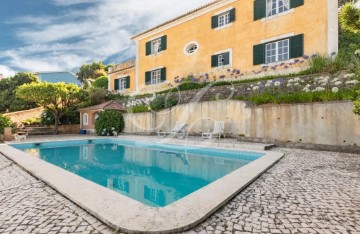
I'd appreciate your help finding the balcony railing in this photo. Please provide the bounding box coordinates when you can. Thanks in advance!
[109,60,136,73]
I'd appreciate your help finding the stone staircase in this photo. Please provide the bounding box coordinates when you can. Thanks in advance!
[19,126,56,135]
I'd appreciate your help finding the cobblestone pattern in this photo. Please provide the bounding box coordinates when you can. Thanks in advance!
[0,154,114,234]
[187,148,360,234]
[1,147,359,234]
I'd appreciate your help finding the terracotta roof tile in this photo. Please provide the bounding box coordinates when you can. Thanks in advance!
[80,101,125,111]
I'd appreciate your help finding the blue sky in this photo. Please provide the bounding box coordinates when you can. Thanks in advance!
[0,0,210,78]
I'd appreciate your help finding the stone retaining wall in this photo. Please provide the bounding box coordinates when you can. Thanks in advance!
[50,124,80,134]
[4,107,43,124]
[122,100,360,146]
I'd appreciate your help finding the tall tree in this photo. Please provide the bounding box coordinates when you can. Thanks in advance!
[16,82,86,134]
[76,62,107,85]
[340,2,360,33]
[0,72,39,113]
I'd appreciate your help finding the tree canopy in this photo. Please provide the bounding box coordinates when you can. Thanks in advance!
[0,72,39,113]
[339,2,360,33]
[76,61,107,85]
[16,82,86,134]
[92,76,109,89]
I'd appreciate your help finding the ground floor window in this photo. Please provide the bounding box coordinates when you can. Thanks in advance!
[83,113,88,125]
[265,39,289,64]
[151,69,161,84]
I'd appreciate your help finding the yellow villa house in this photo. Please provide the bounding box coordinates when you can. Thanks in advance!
[108,0,338,95]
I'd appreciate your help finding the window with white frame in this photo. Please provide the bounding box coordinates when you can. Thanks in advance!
[151,69,161,84]
[83,113,88,126]
[218,54,225,67]
[151,38,162,54]
[218,12,230,27]
[119,78,127,90]
[266,0,290,17]
[265,39,289,64]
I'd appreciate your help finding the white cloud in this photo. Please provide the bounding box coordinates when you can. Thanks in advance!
[2,0,210,73]
[0,65,16,78]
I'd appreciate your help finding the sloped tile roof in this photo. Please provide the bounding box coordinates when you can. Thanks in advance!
[80,101,125,111]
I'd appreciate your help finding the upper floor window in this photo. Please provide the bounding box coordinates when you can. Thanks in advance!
[254,0,304,21]
[184,41,200,55]
[211,8,236,29]
[218,12,230,27]
[146,36,167,56]
[265,39,289,63]
[151,38,162,54]
[266,0,290,17]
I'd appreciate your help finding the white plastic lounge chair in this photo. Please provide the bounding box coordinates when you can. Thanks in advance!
[202,121,225,139]
[157,123,187,138]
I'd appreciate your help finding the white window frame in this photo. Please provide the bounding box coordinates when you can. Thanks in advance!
[218,11,230,27]
[151,69,161,85]
[266,0,290,17]
[218,54,225,67]
[118,78,127,90]
[213,48,232,68]
[265,39,289,64]
[151,38,162,54]
[148,187,163,204]
[83,113,89,126]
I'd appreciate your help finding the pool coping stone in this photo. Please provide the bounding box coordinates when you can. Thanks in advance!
[0,138,284,233]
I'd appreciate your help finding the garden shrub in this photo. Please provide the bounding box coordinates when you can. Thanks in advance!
[301,54,349,75]
[40,109,55,126]
[92,76,109,89]
[21,117,40,126]
[0,115,15,134]
[150,95,165,111]
[177,82,207,91]
[165,97,177,108]
[106,93,129,101]
[95,110,124,136]
[129,105,150,113]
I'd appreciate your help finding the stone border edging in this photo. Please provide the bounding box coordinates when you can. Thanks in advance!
[0,140,284,233]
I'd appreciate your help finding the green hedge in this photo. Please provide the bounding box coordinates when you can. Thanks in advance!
[95,110,125,136]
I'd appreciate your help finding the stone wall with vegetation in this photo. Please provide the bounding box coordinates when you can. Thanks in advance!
[122,100,360,146]
[3,107,43,125]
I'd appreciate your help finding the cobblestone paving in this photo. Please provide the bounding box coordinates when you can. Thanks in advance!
[187,148,360,234]
[0,155,114,234]
[1,146,359,234]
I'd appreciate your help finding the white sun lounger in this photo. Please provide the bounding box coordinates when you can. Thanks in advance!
[202,121,225,139]
[157,123,188,138]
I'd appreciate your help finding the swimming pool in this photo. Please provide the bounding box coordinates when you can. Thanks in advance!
[11,139,263,207]
[2,138,283,233]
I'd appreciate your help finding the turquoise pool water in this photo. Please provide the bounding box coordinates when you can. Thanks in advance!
[11,139,264,207]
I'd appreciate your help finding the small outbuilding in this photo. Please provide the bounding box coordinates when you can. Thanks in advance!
[79,101,125,134]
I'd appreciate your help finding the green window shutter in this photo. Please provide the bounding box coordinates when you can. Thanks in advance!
[254,0,266,21]
[253,43,266,65]
[146,41,152,56]
[290,34,304,59]
[161,68,166,82]
[290,0,304,9]
[161,36,167,51]
[125,76,130,89]
[223,52,230,65]
[145,71,151,85]
[211,55,218,67]
[229,8,236,22]
[211,15,218,29]
[114,79,120,90]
